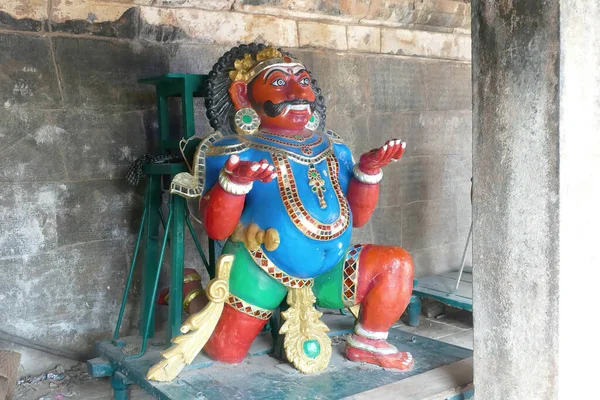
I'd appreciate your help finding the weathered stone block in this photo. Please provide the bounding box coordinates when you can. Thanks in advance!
[362,0,469,29]
[140,7,298,47]
[352,220,374,245]
[347,25,380,53]
[0,108,68,183]
[56,180,142,247]
[410,243,468,277]
[422,61,471,110]
[366,110,470,158]
[387,156,446,206]
[0,239,131,353]
[53,36,169,109]
[370,205,402,246]
[153,0,234,9]
[298,21,347,50]
[365,112,423,156]
[236,0,318,15]
[366,57,427,112]
[0,1,45,32]
[50,4,138,39]
[0,33,61,108]
[0,183,67,258]
[401,200,458,251]
[381,28,471,60]
[52,110,146,180]
[324,112,369,153]
[299,51,369,115]
[0,0,47,21]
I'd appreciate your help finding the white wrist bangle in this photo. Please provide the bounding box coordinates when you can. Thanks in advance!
[353,165,383,184]
[219,169,253,195]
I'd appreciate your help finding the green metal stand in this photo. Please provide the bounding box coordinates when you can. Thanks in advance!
[112,74,215,362]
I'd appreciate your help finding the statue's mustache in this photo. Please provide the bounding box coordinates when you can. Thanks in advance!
[263,99,314,118]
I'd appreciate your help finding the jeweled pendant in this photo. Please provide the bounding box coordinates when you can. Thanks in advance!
[308,163,327,209]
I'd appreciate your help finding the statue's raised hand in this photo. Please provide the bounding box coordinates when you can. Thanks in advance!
[224,154,276,184]
[358,139,406,175]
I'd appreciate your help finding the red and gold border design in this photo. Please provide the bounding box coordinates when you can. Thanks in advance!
[227,294,273,320]
[247,247,314,289]
[272,154,350,241]
[342,244,363,306]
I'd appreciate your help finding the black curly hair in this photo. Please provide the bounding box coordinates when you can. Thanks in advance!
[205,43,327,135]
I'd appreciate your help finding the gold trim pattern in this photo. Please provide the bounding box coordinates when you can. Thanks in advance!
[171,131,224,198]
[183,288,203,314]
[239,135,333,165]
[246,246,314,288]
[254,132,323,155]
[204,133,332,165]
[183,273,201,284]
[324,129,344,144]
[205,141,249,156]
[227,295,273,320]
[272,154,350,241]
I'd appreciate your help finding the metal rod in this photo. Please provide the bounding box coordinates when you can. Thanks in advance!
[184,204,210,270]
[113,185,150,341]
[454,222,473,294]
[127,203,173,360]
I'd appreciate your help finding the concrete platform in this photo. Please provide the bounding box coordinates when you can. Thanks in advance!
[89,314,473,400]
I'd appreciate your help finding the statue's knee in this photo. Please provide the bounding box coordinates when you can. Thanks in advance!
[369,245,413,279]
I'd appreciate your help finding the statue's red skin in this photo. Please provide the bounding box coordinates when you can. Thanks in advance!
[201,67,405,240]
[191,66,415,370]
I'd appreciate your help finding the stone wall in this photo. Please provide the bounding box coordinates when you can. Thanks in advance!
[0,0,472,375]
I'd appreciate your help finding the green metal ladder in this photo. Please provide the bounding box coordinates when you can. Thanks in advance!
[113,74,218,358]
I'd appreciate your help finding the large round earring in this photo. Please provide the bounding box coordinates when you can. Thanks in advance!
[305,112,320,131]
[234,108,260,135]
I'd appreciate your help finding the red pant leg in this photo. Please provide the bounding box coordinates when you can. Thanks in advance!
[203,304,268,363]
[354,245,414,333]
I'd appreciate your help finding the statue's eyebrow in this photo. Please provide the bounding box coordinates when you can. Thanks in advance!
[264,68,289,82]
[294,69,308,76]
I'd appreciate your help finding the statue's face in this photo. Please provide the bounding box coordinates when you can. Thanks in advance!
[248,64,316,132]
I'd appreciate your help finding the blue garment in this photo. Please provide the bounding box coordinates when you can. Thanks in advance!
[203,130,356,278]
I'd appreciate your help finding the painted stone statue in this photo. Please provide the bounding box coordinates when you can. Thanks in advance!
[148,44,414,381]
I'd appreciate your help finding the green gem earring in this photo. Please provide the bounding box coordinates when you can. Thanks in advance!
[234,107,260,135]
[304,112,320,131]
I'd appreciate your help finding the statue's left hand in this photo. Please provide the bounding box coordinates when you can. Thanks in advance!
[358,139,406,175]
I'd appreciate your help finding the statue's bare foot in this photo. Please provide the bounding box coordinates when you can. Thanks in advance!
[345,334,413,370]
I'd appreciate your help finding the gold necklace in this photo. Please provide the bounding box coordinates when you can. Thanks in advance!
[255,132,323,155]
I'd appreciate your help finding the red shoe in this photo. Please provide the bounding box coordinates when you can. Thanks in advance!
[346,334,413,370]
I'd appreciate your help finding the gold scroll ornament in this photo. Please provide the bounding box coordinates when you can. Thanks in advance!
[146,255,234,382]
[280,286,332,374]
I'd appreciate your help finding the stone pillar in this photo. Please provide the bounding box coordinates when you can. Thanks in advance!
[473,0,600,398]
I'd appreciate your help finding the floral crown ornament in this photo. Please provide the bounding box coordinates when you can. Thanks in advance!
[228,47,301,83]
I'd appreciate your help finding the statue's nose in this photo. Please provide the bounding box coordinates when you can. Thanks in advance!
[287,79,309,100]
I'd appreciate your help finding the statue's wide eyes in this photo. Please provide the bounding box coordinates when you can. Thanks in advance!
[299,77,310,86]
[271,78,286,87]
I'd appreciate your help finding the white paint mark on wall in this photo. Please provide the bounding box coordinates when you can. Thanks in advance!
[13,81,33,96]
[119,146,132,161]
[0,185,63,258]
[34,125,67,145]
